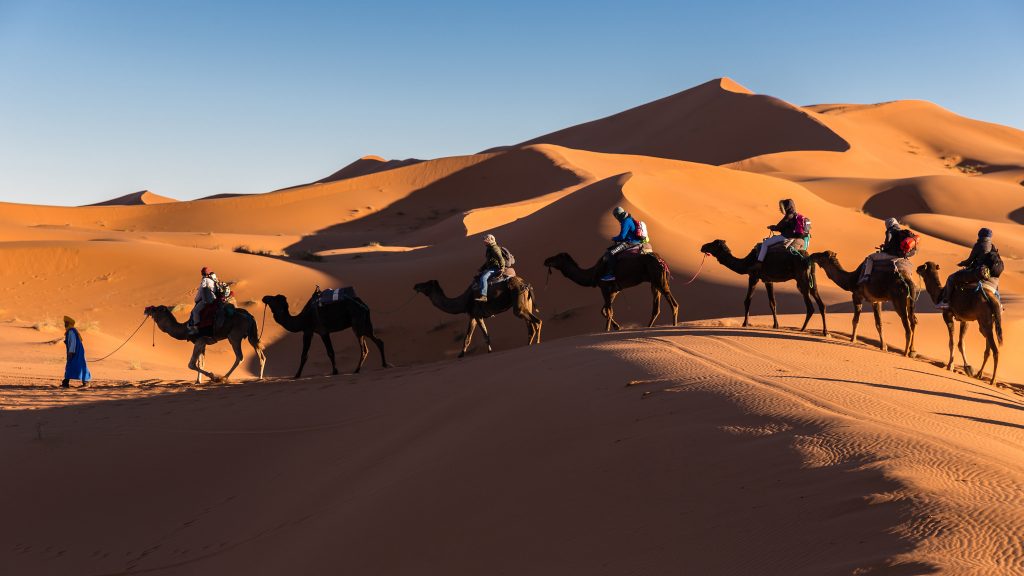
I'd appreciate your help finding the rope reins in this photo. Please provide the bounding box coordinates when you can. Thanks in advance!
[372,292,419,315]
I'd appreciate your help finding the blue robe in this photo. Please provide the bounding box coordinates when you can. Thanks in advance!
[64,328,92,382]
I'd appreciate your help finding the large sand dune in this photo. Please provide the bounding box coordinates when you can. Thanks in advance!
[2,77,1023,573]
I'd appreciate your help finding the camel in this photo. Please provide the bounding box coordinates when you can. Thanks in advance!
[261,291,387,378]
[809,250,918,356]
[414,276,541,357]
[543,251,678,331]
[144,304,265,383]
[700,239,829,336]
[917,261,1003,384]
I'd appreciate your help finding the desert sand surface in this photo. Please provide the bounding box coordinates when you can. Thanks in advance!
[2,77,1023,574]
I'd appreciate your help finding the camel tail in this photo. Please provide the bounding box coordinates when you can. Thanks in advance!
[991,292,1004,346]
[246,310,264,350]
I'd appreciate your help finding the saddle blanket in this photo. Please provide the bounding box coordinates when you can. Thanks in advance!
[319,287,357,306]
[474,268,517,292]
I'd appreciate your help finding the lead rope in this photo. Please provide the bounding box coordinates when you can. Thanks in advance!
[680,253,709,285]
[89,315,150,363]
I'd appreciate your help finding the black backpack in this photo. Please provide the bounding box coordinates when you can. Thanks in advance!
[981,248,1004,278]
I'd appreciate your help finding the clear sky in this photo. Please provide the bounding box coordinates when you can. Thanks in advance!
[1,0,1022,205]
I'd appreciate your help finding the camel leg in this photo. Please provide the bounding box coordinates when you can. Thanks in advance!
[188,343,217,382]
[477,318,493,353]
[513,304,542,345]
[765,282,780,329]
[665,288,679,327]
[648,284,662,328]
[352,334,369,374]
[459,318,478,358]
[318,332,338,375]
[872,303,887,352]
[988,327,999,386]
[896,300,913,357]
[603,290,621,332]
[943,312,955,371]
[743,276,758,327]
[248,325,266,380]
[909,306,918,357]
[368,334,389,368]
[977,332,991,382]
[222,336,244,381]
[811,285,829,337]
[851,295,863,344]
[295,331,314,379]
[957,321,971,376]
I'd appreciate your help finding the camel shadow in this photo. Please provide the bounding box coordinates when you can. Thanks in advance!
[935,412,1024,430]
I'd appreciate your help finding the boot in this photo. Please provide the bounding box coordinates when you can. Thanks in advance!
[475,294,488,302]
[60,379,70,389]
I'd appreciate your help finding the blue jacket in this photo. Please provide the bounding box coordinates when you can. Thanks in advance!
[612,217,639,243]
[64,327,92,382]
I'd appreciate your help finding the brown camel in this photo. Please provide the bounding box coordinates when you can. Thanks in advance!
[262,291,388,378]
[917,261,1003,384]
[700,239,829,336]
[809,250,918,356]
[543,251,678,331]
[144,304,266,383]
[414,276,542,357]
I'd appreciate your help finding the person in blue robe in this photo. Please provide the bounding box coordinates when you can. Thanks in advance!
[62,316,91,388]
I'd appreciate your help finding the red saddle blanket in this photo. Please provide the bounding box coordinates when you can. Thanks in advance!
[198,301,223,329]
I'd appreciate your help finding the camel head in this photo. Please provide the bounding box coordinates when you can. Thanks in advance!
[808,250,838,266]
[543,253,572,270]
[261,294,288,310]
[143,305,172,318]
[916,261,940,281]
[413,280,440,296]
[699,240,729,257]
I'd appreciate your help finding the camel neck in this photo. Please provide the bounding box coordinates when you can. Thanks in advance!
[919,271,944,304]
[270,303,306,332]
[554,255,599,287]
[714,249,755,275]
[428,285,471,315]
[154,312,191,341]
[819,257,859,292]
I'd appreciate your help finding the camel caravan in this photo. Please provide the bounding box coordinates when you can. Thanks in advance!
[133,201,1004,386]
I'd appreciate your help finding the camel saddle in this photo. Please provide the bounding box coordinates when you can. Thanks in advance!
[473,268,517,292]
[197,300,235,333]
[616,243,655,259]
[764,237,807,255]
[318,286,357,306]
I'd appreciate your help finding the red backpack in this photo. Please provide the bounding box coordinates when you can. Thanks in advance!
[898,230,919,257]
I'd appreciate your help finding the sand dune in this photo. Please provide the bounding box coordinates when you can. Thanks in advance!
[86,190,177,206]
[3,328,1023,574]
[513,78,850,165]
[2,77,1023,574]
[316,155,423,183]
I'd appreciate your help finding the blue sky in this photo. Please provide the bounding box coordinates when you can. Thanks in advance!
[1,0,1022,205]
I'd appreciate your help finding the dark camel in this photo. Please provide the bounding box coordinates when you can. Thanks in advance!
[810,250,918,357]
[414,276,542,357]
[700,239,829,336]
[144,304,266,383]
[542,252,678,331]
[917,262,1003,384]
[261,292,388,378]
